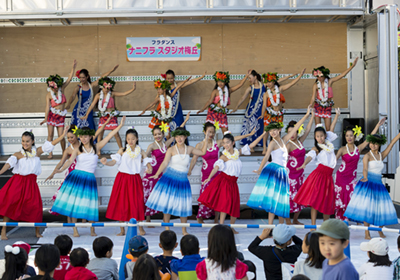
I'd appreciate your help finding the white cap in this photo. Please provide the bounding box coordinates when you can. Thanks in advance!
[360,238,389,256]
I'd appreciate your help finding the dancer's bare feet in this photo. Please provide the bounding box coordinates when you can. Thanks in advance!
[182,228,189,235]
[139,227,146,236]
[232,228,239,234]
[90,228,97,236]
[365,231,371,240]
[197,218,204,224]
[293,220,304,225]
[145,217,155,228]
[378,231,386,238]
[117,227,126,236]
[73,228,80,237]
[165,226,170,231]
[1,233,8,240]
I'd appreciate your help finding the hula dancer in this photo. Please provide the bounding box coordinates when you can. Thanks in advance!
[81,76,136,148]
[310,57,358,130]
[285,109,315,224]
[51,117,126,237]
[345,132,400,239]
[334,118,385,221]
[145,127,210,235]
[293,109,341,225]
[260,69,306,154]
[247,106,312,225]
[0,128,67,240]
[40,60,77,158]
[197,70,251,133]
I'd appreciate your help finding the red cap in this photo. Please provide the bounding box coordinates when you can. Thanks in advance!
[12,241,31,254]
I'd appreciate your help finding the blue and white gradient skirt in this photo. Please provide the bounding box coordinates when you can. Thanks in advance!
[52,169,99,221]
[145,167,192,217]
[247,162,290,218]
[344,172,397,226]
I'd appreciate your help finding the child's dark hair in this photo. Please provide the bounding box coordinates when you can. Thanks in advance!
[223,132,235,148]
[35,244,60,280]
[70,248,89,267]
[54,235,73,256]
[203,122,216,132]
[165,69,175,77]
[78,127,97,154]
[160,230,177,251]
[93,236,114,258]
[152,125,164,135]
[67,125,77,134]
[314,126,327,153]
[208,224,238,272]
[250,70,262,82]
[2,247,28,280]
[78,69,92,83]
[21,131,35,158]
[132,254,161,280]
[291,275,311,280]
[123,128,139,152]
[368,252,392,267]
[304,232,325,269]
[180,234,199,256]
[130,250,147,258]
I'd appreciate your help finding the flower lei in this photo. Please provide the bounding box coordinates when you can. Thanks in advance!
[318,140,334,153]
[316,78,329,102]
[126,145,141,159]
[223,148,239,160]
[245,82,263,118]
[48,87,63,105]
[21,146,37,158]
[267,85,281,107]
[217,86,229,107]
[159,95,173,120]
[98,90,111,112]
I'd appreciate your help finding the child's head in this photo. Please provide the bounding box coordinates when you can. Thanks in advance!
[78,127,97,154]
[291,275,311,280]
[159,230,178,252]
[303,232,325,269]
[34,244,61,280]
[314,125,327,152]
[360,238,392,267]
[124,128,139,151]
[21,130,35,152]
[70,248,90,267]
[132,254,161,280]
[207,225,237,272]
[54,235,73,256]
[265,122,283,139]
[180,234,200,256]
[93,236,114,258]
[273,224,296,248]
[316,219,349,261]
[129,235,149,258]
[3,245,28,280]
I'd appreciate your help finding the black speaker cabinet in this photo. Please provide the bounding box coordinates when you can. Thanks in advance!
[341,118,365,146]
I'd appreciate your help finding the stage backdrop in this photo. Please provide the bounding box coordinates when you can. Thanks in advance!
[0,23,348,113]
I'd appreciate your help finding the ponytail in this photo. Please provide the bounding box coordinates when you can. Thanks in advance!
[2,248,28,280]
[34,244,60,280]
[250,70,262,82]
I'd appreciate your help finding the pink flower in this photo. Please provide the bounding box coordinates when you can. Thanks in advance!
[317,70,323,77]
[48,81,57,88]
[313,71,318,76]
[103,82,112,89]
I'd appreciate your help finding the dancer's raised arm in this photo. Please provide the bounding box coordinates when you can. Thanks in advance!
[230,69,252,93]
[92,65,119,87]
[279,68,306,92]
[357,118,386,152]
[97,116,126,150]
[330,57,358,84]
[179,72,206,89]
[62,59,77,91]
[112,82,136,97]
[330,108,340,132]
[283,105,311,143]
[138,97,159,116]
[299,109,315,143]
[170,77,191,98]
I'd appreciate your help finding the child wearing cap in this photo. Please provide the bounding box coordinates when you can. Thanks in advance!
[393,236,400,279]
[248,224,302,280]
[13,241,37,277]
[124,235,149,280]
[54,235,73,280]
[358,238,393,279]
[87,236,119,280]
[315,219,358,280]
[154,230,178,274]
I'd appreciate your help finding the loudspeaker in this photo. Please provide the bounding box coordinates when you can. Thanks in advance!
[341,118,365,146]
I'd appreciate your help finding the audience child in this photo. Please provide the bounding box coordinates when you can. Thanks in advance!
[248,224,302,280]
[393,236,400,279]
[291,275,310,280]
[315,219,358,280]
[1,244,29,280]
[170,234,204,280]
[12,241,36,277]
[358,238,393,279]
[154,230,178,274]
[53,235,73,280]
[65,248,97,280]
[124,236,149,280]
[132,254,161,280]
[87,237,119,280]
[293,232,325,280]
[196,224,248,280]
[29,244,61,280]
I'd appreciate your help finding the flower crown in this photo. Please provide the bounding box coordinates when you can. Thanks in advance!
[366,134,387,146]
[312,67,330,78]
[265,122,284,132]
[98,77,116,90]
[46,74,64,89]
[171,129,191,137]
[213,71,230,84]
[73,128,95,137]
[154,74,171,90]
[262,72,278,83]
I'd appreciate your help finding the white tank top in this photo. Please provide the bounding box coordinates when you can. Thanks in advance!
[368,151,384,175]
[271,139,288,167]
[169,145,190,172]
[75,153,98,173]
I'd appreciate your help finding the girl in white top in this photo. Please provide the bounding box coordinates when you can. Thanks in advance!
[247,106,312,225]
[0,128,67,240]
[101,127,152,236]
[294,108,340,226]
[345,132,400,239]
[146,127,210,235]
[51,116,126,237]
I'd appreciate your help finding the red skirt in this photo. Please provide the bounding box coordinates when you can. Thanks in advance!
[206,108,228,128]
[0,174,42,222]
[106,172,145,221]
[198,172,240,218]
[293,164,335,215]
[314,103,332,119]
[47,110,66,127]
[98,116,118,130]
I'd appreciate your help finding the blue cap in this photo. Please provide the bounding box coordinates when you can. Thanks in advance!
[273,224,296,244]
[128,236,148,254]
